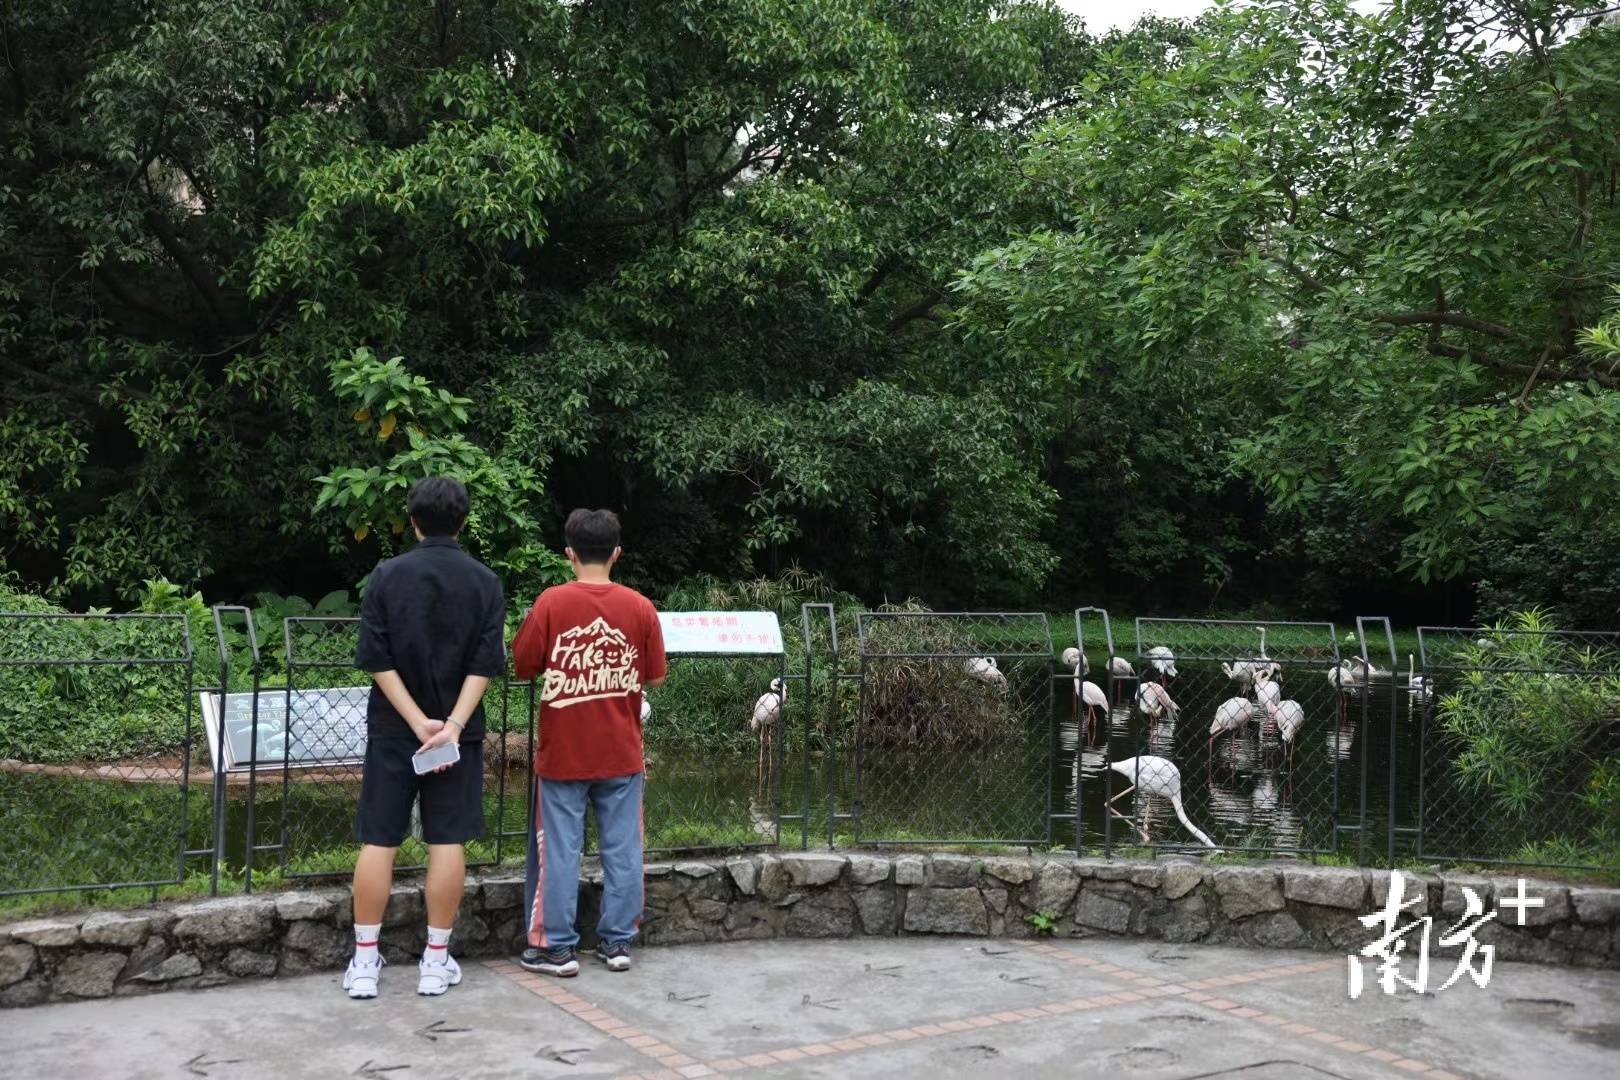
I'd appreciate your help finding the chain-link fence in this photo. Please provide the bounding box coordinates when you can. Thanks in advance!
[625,644,789,855]
[1412,624,1620,871]
[846,611,1054,846]
[1081,618,1351,856]
[270,617,517,886]
[13,599,1620,903]
[0,613,200,899]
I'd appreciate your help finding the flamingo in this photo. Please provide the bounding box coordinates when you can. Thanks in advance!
[1222,660,1257,691]
[1224,626,1279,688]
[1107,655,1135,705]
[1079,680,1109,744]
[1254,670,1282,729]
[1134,681,1179,722]
[1106,755,1216,848]
[1209,697,1255,766]
[1406,654,1432,707]
[1253,625,1280,681]
[640,697,651,723]
[1264,698,1305,767]
[964,656,1008,692]
[1327,656,1378,722]
[1059,649,1105,741]
[1145,646,1178,679]
[750,678,785,777]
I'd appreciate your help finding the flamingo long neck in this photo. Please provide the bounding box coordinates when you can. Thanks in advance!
[1170,793,1217,848]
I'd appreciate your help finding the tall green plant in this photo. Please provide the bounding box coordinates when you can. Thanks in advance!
[1437,610,1620,858]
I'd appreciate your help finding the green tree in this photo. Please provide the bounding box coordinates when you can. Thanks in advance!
[2,0,1096,607]
[955,0,1620,619]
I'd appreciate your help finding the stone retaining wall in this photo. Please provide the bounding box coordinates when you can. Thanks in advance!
[4,854,1617,1006]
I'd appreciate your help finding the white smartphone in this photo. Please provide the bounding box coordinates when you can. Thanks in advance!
[412,740,461,775]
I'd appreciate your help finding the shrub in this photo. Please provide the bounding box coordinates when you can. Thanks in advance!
[1436,610,1620,861]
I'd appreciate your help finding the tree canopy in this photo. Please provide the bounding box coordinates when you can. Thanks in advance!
[3,1,1618,624]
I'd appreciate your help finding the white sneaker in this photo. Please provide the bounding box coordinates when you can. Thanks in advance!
[344,955,384,999]
[417,952,462,996]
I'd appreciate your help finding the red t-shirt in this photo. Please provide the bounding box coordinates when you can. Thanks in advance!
[511,581,667,780]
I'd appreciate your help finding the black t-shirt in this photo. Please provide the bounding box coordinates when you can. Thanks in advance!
[354,536,506,741]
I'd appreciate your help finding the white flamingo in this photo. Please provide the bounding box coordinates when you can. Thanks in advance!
[1222,660,1257,691]
[1328,656,1374,723]
[750,678,784,776]
[1107,655,1135,704]
[1134,681,1179,722]
[1060,649,1106,742]
[1406,654,1432,706]
[640,697,651,723]
[1224,626,1279,688]
[1106,755,1216,848]
[1265,698,1305,767]
[1254,669,1283,722]
[1253,625,1280,680]
[1061,646,1088,678]
[1145,646,1178,679]
[964,656,1008,692]
[1079,681,1108,744]
[1209,697,1255,765]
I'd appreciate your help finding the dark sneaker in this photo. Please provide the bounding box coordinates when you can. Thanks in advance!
[595,942,632,972]
[519,946,579,977]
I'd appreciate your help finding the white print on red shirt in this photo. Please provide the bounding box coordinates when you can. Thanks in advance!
[540,617,643,709]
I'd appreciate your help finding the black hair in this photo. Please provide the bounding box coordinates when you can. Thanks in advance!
[408,476,470,537]
[564,508,621,564]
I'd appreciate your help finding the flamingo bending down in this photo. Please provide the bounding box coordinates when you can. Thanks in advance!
[1134,681,1179,722]
[964,656,1008,692]
[750,678,785,776]
[1106,755,1216,848]
[1209,697,1255,765]
[1061,646,1088,678]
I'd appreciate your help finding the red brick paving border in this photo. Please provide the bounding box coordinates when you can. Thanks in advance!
[493,941,1475,1080]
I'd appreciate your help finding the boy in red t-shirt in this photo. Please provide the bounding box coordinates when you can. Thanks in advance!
[512,509,666,976]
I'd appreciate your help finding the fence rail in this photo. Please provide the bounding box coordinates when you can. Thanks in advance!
[3,605,1618,903]
[0,612,198,899]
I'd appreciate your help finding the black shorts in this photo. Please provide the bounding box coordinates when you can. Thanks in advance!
[355,738,485,847]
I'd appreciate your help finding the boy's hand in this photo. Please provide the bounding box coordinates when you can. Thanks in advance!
[412,717,446,744]
[414,724,459,772]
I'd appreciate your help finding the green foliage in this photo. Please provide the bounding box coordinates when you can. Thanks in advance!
[1025,910,1058,935]
[3,0,1084,610]
[0,578,195,763]
[954,0,1620,617]
[1437,610,1620,857]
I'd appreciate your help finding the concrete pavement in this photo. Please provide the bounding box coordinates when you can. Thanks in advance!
[3,936,1617,1079]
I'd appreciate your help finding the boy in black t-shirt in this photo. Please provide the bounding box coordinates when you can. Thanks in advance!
[346,476,505,999]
